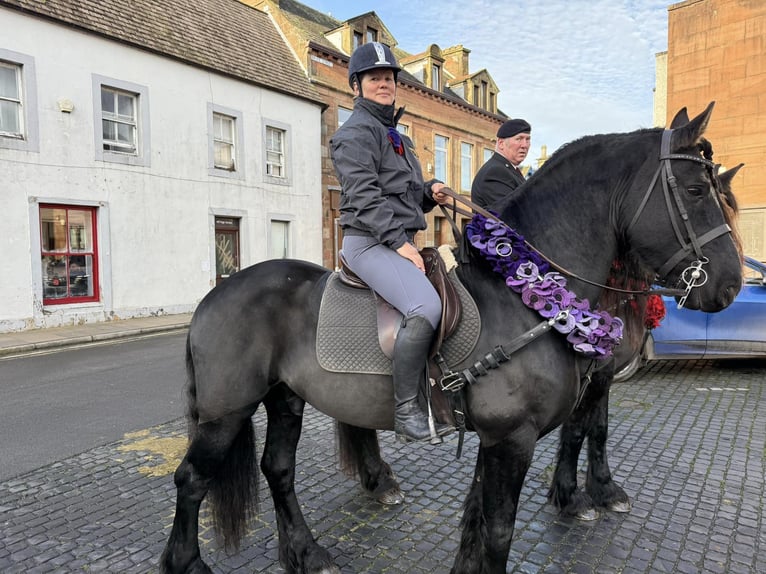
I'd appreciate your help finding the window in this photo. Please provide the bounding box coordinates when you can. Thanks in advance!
[93,75,150,166]
[489,92,496,113]
[473,85,480,107]
[39,205,99,304]
[366,27,378,43]
[396,123,409,136]
[208,104,244,177]
[269,220,290,259]
[431,64,441,90]
[338,106,352,128]
[434,134,449,183]
[213,113,235,170]
[0,49,38,152]
[101,87,137,154]
[460,142,473,191]
[264,123,289,183]
[481,81,488,109]
[353,31,363,51]
[483,148,494,164]
[0,62,22,137]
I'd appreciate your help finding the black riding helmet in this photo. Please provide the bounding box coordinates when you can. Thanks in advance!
[348,42,402,90]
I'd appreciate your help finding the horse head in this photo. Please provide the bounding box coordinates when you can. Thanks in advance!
[622,102,743,312]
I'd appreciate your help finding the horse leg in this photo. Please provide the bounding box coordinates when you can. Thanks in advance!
[336,422,404,505]
[584,371,631,513]
[547,375,599,521]
[161,412,258,574]
[261,384,340,574]
[452,434,536,574]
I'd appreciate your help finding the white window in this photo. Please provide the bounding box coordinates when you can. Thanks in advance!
[483,148,494,164]
[434,134,449,183]
[266,126,285,178]
[208,104,243,178]
[460,142,473,191]
[101,87,137,154]
[0,49,38,152]
[396,123,409,136]
[269,220,290,259]
[213,113,235,170]
[0,61,22,138]
[338,106,352,128]
[93,75,150,166]
[431,64,441,90]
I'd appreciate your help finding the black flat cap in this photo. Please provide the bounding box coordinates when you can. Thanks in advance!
[497,118,531,139]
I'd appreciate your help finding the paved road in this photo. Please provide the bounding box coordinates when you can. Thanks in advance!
[0,357,764,573]
[0,333,187,481]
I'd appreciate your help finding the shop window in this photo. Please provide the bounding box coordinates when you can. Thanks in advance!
[40,205,99,304]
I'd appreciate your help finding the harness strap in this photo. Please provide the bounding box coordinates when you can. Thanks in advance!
[657,223,731,278]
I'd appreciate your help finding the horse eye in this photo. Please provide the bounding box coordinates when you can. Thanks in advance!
[687,185,705,196]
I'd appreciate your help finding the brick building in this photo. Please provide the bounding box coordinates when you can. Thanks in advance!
[657,0,766,260]
[244,0,511,269]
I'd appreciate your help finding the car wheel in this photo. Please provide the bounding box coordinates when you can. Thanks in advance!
[613,350,645,382]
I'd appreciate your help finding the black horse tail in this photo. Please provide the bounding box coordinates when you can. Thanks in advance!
[183,333,259,551]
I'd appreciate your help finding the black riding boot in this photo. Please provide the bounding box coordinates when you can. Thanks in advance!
[393,315,453,443]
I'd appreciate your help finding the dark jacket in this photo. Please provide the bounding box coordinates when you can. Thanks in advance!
[470,152,526,211]
[330,98,438,250]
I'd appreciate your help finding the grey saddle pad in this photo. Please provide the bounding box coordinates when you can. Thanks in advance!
[316,269,481,374]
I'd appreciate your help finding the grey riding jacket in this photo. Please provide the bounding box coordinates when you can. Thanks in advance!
[330,98,439,250]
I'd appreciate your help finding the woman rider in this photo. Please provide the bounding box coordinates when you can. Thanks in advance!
[330,42,452,443]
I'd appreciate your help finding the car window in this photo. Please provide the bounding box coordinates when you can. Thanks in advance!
[743,261,765,285]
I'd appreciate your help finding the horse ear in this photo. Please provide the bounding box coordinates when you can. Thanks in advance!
[719,163,744,188]
[669,107,689,128]
[672,101,715,150]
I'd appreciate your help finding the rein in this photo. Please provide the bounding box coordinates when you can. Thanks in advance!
[438,186,682,298]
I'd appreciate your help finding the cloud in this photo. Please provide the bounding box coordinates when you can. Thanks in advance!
[313,0,669,158]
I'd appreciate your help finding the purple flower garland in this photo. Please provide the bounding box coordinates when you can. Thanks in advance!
[465,213,623,359]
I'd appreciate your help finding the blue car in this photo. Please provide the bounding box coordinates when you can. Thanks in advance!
[615,256,766,381]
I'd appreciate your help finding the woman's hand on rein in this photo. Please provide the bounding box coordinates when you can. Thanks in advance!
[431,182,450,205]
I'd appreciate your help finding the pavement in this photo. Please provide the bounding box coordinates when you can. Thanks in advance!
[0,318,764,573]
[0,313,193,358]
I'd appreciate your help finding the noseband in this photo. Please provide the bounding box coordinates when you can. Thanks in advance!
[626,129,731,307]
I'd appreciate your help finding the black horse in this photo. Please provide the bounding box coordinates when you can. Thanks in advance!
[161,103,742,574]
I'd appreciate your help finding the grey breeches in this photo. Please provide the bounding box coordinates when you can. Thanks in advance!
[341,235,441,329]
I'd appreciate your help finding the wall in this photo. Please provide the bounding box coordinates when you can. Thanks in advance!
[666,0,766,258]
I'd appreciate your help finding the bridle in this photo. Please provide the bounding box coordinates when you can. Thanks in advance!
[625,129,731,307]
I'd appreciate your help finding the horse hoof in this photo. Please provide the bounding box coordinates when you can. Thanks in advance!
[576,508,599,521]
[376,486,405,505]
[608,500,631,513]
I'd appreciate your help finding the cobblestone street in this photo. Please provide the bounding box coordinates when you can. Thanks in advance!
[1,359,764,573]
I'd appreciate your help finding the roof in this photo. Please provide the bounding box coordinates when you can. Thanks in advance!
[0,0,323,107]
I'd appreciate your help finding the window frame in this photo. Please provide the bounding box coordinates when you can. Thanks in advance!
[207,103,244,178]
[0,49,39,152]
[92,74,151,166]
[39,204,100,306]
[337,106,353,128]
[431,64,441,90]
[263,120,291,185]
[434,134,449,184]
[268,216,294,259]
[460,142,473,191]
[366,27,378,43]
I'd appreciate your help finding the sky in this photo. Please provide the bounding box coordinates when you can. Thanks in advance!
[307,0,670,163]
